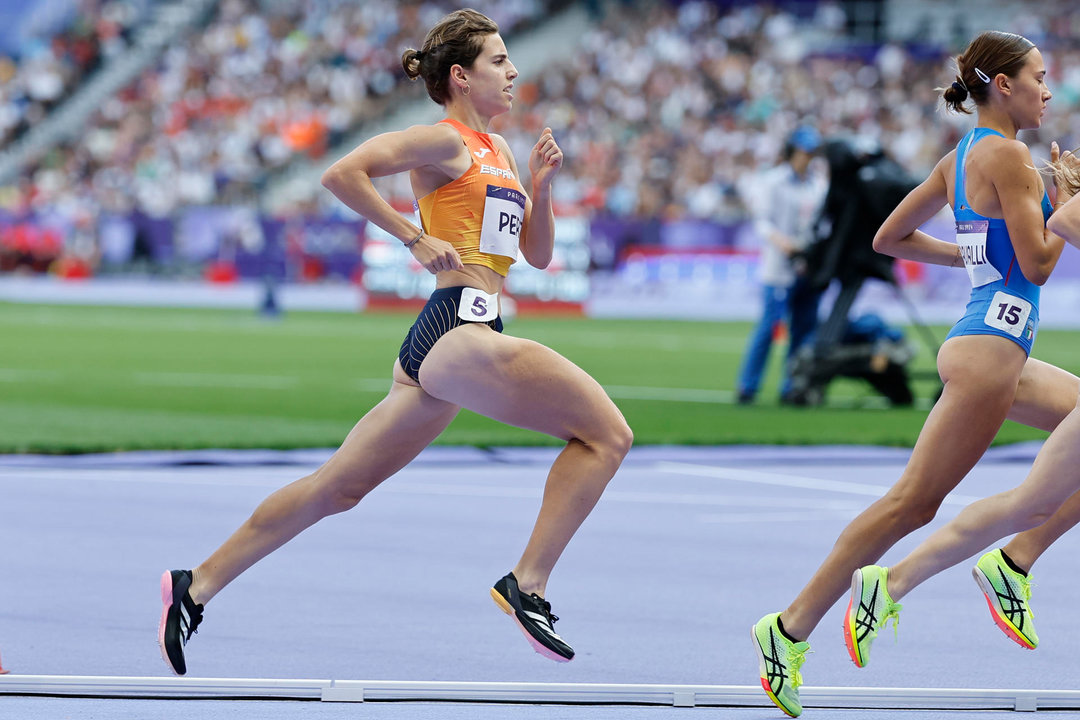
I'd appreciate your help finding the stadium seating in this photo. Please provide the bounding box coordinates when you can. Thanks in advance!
[0,0,1078,277]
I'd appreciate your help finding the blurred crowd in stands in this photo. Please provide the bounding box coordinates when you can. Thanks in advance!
[483,0,1080,223]
[1,0,545,211]
[0,0,144,150]
[2,0,1080,275]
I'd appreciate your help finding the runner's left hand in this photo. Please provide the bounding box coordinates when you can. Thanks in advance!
[529,127,562,189]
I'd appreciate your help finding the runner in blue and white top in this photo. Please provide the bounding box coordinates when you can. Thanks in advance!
[752,30,1080,718]
[946,126,1054,355]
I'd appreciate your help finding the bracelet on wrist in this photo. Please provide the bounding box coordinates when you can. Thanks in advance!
[403,228,424,248]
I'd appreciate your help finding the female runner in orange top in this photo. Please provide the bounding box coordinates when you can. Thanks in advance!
[158,8,632,676]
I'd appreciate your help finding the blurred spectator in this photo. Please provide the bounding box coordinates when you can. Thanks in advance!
[734,125,828,405]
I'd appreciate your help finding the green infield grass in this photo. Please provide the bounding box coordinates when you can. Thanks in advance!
[1,301,1076,454]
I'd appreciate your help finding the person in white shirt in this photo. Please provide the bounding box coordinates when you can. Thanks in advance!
[736,125,828,404]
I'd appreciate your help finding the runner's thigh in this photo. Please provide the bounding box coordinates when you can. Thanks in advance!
[1009,357,1080,431]
[317,360,461,493]
[419,324,626,441]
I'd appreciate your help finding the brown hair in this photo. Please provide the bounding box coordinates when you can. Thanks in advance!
[942,31,1036,114]
[401,9,499,105]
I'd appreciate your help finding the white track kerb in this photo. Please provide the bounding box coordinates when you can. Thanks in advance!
[0,677,1078,710]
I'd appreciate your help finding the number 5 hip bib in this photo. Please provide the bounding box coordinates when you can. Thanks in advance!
[480,185,525,260]
[457,287,499,322]
[956,220,1003,288]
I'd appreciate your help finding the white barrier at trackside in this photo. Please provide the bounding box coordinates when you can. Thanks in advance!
[0,676,1077,711]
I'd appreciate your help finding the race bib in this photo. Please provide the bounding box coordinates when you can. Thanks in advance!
[956,220,1002,288]
[457,287,499,323]
[984,291,1033,339]
[479,185,525,260]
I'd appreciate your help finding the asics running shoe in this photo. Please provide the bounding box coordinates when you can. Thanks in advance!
[752,612,810,718]
[159,569,204,675]
[491,572,574,662]
[843,565,902,668]
[973,549,1038,649]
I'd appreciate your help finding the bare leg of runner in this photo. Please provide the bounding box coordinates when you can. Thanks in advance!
[421,324,633,598]
[779,336,1026,640]
[189,363,461,604]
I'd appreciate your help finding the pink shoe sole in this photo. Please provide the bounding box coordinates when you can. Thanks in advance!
[490,588,572,663]
[972,567,1036,650]
[158,571,179,673]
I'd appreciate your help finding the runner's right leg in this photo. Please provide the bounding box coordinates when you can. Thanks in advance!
[160,362,460,675]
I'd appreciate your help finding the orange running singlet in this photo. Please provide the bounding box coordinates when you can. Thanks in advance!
[415,118,527,276]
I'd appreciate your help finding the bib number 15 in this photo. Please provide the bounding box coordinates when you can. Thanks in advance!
[984,291,1032,339]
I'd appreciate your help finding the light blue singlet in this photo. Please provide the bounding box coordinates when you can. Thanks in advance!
[944,127,1054,355]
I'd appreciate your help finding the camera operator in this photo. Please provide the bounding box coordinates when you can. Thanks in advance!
[735,125,828,405]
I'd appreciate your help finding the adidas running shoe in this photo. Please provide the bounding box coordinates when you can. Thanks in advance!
[159,569,204,675]
[490,572,574,662]
[973,549,1038,649]
[843,565,902,668]
[752,612,810,718]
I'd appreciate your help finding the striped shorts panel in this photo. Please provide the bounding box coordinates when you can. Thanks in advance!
[397,286,503,383]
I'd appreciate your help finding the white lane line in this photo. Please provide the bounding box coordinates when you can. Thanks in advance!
[388,482,862,510]
[602,385,932,407]
[351,380,737,401]
[0,366,928,408]
[0,469,292,488]
[656,461,981,506]
[697,511,842,524]
[132,372,299,389]
[2,367,302,389]
[350,379,738,402]
[354,379,392,392]
[0,469,860,512]
[0,368,62,382]
[602,385,735,403]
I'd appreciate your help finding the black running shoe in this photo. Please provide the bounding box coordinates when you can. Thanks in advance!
[490,572,574,662]
[158,569,203,675]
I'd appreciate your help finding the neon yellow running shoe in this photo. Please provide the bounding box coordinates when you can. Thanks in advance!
[973,549,1038,649]
[752,612,810,717]
[843,565,901,668]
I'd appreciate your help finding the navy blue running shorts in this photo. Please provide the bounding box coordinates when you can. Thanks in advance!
[397,286,503,383]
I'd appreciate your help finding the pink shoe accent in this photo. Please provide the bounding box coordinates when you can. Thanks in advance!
[509,614,572,663]
[490,585,572,662]
[981,593,1036,650]
[973,567,1036,650]
[843,569,867,667]
[843,595,861,666]
[158,571,177,673]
